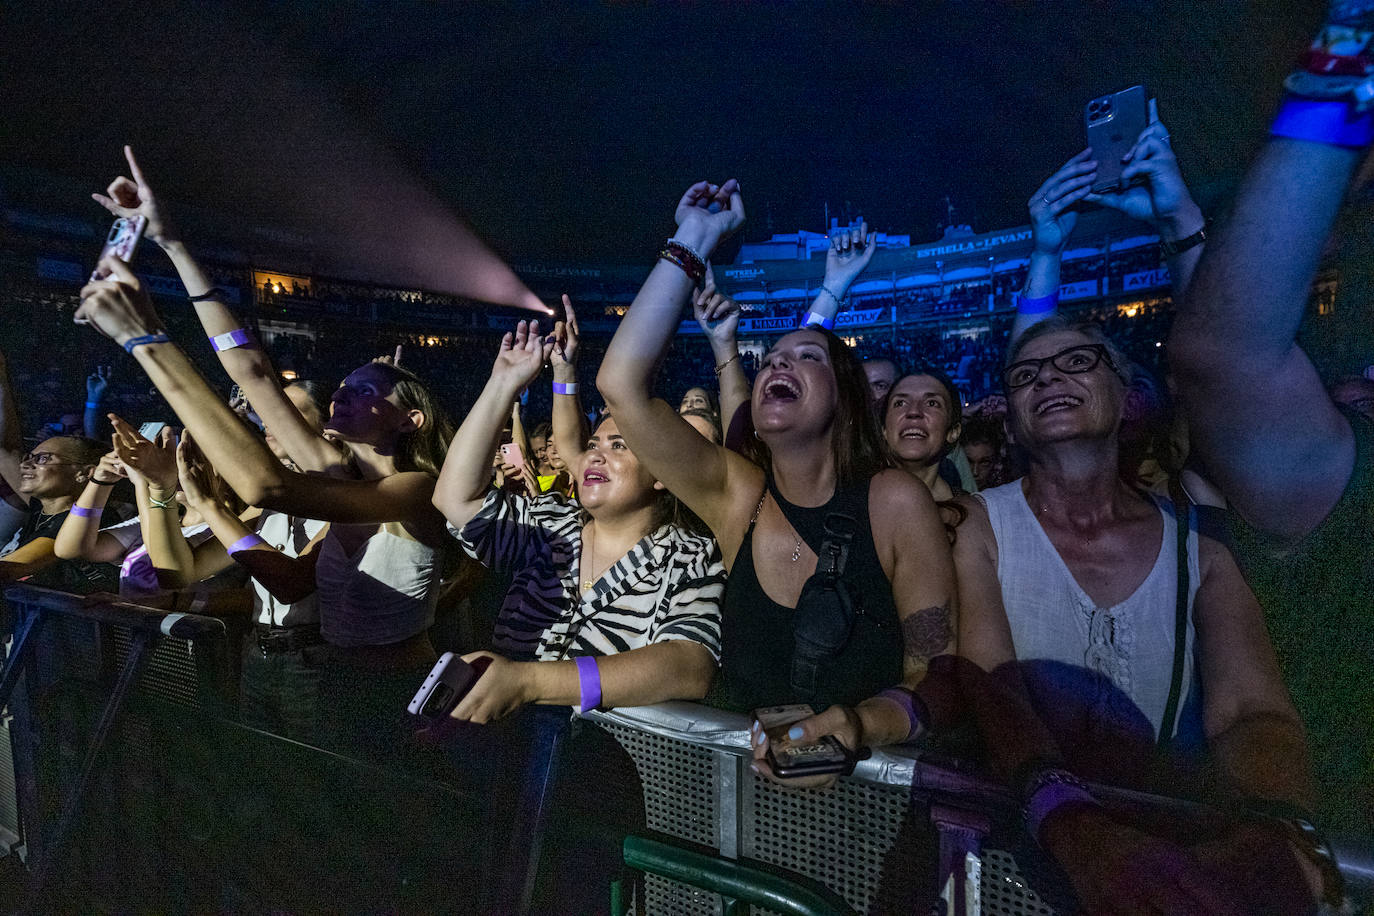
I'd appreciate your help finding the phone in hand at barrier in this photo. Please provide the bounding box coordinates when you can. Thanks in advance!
[1084,85,1151,193]
[755,704,859,778]
[409,652,487,719]
[91,216,147,281]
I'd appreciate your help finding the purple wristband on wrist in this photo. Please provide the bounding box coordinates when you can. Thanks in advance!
[800,311,836,330]
[1025,778,1098,846]
[575,655,602,711]
[876,687,930,742]
[1272,97,1374,148]
[1016,292,1059,316]
[209,329,254,352]
[552,381,579,396]
[227,534,265,556]
[69,505,98,518]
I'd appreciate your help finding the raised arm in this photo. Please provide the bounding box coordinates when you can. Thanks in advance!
[433,321,552,532]
[83,365,112,440]
[52,450,130,564]
[550,295,591,469]
[109,417,197,589]
[596,180,760,544]
[692,267,749,435]
[1010,150,1091,344]
[800,221,877,330]
[93,146,342,474]
[1171,149,1364,538]
[75,259,441,529]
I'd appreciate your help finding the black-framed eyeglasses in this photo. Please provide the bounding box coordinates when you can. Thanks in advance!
[1002,344,1120,391]
[19,451,75,467]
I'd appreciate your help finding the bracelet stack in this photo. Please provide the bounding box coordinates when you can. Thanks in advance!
[713,353,739,377]
[660,238,707,284]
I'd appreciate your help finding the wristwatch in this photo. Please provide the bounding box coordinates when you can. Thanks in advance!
[1158,220,1209,258]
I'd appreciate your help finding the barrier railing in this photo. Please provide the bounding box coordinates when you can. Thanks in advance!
[586,703,1373,915]
[2,584,1368,914]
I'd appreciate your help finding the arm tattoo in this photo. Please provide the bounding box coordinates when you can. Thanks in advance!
[902,605,953,662]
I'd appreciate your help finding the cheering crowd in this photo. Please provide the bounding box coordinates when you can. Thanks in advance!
[3,6,1374,913]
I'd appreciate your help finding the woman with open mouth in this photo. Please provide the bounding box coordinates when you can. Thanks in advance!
[597,180,958,787]
[430,295,725,724]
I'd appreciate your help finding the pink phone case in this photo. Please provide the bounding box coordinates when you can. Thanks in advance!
[91,216,148,281]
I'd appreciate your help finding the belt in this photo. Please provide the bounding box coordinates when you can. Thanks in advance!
[253,623,323,655]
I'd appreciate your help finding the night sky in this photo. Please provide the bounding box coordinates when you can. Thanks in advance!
[0,1,1327,270]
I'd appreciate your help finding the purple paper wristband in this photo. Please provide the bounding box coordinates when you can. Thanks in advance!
[209,328,254,352]
[575,655,602,711]
[1016,292,1059,316]
[69,505,98,518]
[1025,779,1098,846]
[552,381,579,396]
[876,687,930,742]
[1272,96,1374,148]
[227,534,265,556]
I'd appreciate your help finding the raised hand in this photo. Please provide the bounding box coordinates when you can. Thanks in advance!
[550,294,581,370]
[174,429,219,509]
[823,220,879,294]
[692,264,741,349]
[1086,103,1202,237]
[110,415,179,492]
[491,320,554,395]
[92,451,127,486]
[1029,148,1097,255]
[673,179,745,258]
[91,146,176,246]
[86,365,113,404]
[76,257,164,347]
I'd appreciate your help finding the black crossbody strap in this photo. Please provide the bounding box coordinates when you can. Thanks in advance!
[765,476,863,560]
[1157,481,1192,750]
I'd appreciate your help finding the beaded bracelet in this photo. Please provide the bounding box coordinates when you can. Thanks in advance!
[660,239,707,284]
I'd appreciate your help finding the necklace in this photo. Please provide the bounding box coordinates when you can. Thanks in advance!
[756,487,804,562]
[580,520,597,591]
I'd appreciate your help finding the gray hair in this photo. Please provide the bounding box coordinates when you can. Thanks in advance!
[1006,315,1132,388]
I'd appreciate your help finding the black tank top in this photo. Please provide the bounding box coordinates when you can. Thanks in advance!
[714,476,903,711]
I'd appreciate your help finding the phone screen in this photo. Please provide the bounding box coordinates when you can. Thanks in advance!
[91,216,148,281]
[1084,86,1150,193]
[138,421,167,441]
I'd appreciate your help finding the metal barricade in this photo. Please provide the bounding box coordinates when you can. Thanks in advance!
[585,703,1070,916]
[586,703,1373,916]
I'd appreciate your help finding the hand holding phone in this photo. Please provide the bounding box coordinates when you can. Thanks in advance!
[1084,86,1151,193]
[91,216,148,281]
[754,704,862,780]
[409,652,488,719]
[499,442,526,472]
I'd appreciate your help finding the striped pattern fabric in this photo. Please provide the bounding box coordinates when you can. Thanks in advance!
[452,488,725,662]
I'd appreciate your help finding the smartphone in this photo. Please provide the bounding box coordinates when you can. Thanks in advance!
[755,704,859,779]
[138,421,167,441]
[91,215,148,281]
[408,652,486,719]
[1084,85,1151,193]
[499,442,525,472]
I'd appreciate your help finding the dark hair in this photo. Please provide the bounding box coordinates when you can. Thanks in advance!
[530,421,553,442]
[286,380,333,427]
[359,362,456,478]
[680,386,719,417]
[51,436,108,468]
[679,407,723,444]
[745,327,887,487]
[882,366,965,439]
[587,414,708,536]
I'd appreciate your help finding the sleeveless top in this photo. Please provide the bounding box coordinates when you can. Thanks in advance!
[716,477,902,710]
[251,510,327,627]
[315,521,440,647]
[976,481,1202,745]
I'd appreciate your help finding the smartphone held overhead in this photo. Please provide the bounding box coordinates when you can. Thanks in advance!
[91,215,147,281]
[1085,85,1151,193]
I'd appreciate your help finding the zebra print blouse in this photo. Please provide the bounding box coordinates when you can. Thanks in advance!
[451,487,725,663]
